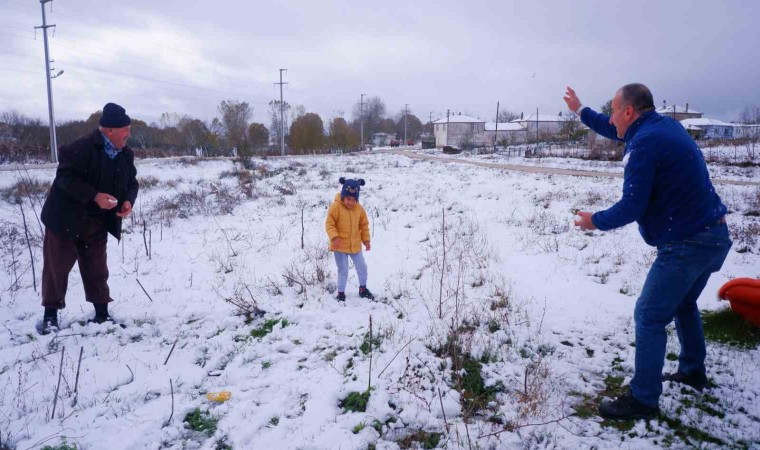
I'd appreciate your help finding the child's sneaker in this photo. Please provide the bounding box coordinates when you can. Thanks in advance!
[336,292,346,302]
[359,287,374,300]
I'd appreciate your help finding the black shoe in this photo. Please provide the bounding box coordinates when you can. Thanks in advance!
[336,292,346,302]
[89,314,114,324]
[40,310,59,335]
[599,389,659,421]
[662,371,708,392]
[359,287,375,300]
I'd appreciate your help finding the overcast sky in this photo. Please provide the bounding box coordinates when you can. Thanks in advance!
[2,0,759,127]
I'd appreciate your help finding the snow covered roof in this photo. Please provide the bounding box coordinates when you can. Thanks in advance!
[680,118,733,127]
[484,122,526,131]
[656,105,701,114]
[513,114,573,123]
[433,114,484,124]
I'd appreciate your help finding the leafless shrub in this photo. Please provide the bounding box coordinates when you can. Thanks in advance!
[524,209,569,236]
[223,283,265,323]
[0,178,50,204]
[281,242,330,295]
[147,182,242,225]
[731,222,760,254]
[137,175,160,189]
[515,354,552,419]
[276,179,297,196]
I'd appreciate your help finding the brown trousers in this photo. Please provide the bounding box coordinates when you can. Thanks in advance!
[41,219,111,309]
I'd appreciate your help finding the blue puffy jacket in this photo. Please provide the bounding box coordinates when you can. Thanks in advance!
[580,109,726,247]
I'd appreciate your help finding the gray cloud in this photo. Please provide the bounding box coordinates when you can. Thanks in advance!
[1,0,758,126]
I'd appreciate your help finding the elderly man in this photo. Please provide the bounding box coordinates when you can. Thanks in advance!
[564,84,731,420]
[39,103,139,334]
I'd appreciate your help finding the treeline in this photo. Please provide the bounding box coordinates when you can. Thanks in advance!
[0,96,426,163]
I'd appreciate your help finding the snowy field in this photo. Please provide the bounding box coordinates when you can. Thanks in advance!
[412,145,760,183]
[0,153,758,450]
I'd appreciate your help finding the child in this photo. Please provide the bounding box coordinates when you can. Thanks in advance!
[325,177,374,301]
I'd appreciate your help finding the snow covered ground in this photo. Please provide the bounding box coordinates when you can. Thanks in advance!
[412,144,759,183]
[0,152,758,450]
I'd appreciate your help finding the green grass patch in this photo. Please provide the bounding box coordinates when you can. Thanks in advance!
[658,414,726,447]
[702,307,760,349]
[250,318,288,339]
[359,332,382,355]
[340,390,370,413]
[352,422,366,434]
[184,408,218,436]
[41,441,78,450]
[397,430,441,449]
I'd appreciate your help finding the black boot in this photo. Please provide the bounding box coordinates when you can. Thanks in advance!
[598,389,659,421]
[41,308,59,335]
[336,292,346,302]
[90,302,113,324]
[359,286,374,300]
[662,371,709,391]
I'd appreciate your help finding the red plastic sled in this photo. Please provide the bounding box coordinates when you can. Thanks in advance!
[717,278,760,326]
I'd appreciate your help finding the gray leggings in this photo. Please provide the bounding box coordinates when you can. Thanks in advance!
[334,251,368,292]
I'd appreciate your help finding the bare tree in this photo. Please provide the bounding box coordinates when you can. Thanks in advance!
[217,100,253,153]
[739,105,760,160]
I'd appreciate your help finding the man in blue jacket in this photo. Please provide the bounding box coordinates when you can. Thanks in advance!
[564,84,731,420]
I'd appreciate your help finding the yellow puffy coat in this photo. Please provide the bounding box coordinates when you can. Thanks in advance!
[325,193,370,253]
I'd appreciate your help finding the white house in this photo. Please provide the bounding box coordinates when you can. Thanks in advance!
[656,103,702,121]
[680,118,734,139]
[433,114,485,147]
[512,113,578,138]
[484,122,528,145]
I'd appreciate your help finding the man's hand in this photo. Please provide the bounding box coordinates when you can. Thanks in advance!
[574,211,597,230]
[116,200,132,218]
[94,192,118,210]
[563,86,582,112]
[331,237,342,248]
[364,241,371,251]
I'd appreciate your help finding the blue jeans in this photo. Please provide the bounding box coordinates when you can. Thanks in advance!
[631,223,731,406]
[334,251,368,292]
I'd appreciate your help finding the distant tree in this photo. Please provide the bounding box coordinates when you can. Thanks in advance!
[328,117,359,151]
[128,118,153,149]
[394,112,423,142]
[377,118,396,135]
[247,122,269,150]
[0,110,47,146]
[289,113,324,153]
[269,100,291,148]
[497,110,519,123]
[601,99,613,116]
[179,117,216,155]
[559,112,584,142]
[739,104,760,160]
[217,100,252,152]
[351,96,387,142]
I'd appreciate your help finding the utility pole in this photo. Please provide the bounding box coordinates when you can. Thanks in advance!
[360,94,366,150]
[404,104,409,145]
[275,69,288,156]
[494,101,500,148]
[36,0,58,163]
[535,107,539,144]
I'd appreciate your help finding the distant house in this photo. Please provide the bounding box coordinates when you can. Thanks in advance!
[680,118,734,140]
[732,123,760,140]
[433,114,485,148]
[371,132,394,147]
[656,102,702,121]
[484,122,528,145]
[512,113,577,137]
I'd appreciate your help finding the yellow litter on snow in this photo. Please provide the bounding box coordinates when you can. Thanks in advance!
[206,391,232,402]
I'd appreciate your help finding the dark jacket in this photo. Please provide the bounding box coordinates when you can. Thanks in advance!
[580,109,726,247]
[41,130,138,240]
